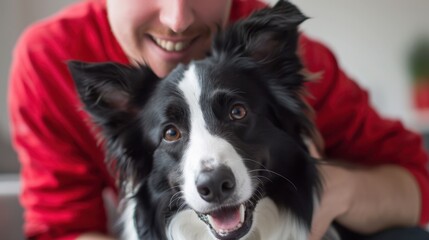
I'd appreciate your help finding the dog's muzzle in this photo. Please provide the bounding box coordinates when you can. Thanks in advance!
[191,165,256,239]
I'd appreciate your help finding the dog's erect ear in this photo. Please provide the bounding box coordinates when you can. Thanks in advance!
[67,61,159,127]
[68,61,159,183]
[214,1,319,142]
[213,0,306,80]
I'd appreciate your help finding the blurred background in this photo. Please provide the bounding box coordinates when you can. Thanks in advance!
[0,0,428,239]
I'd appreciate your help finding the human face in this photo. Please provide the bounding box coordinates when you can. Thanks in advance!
[107,0,232,77]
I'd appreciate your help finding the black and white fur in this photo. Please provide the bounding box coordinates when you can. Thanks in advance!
[68,1,337,239]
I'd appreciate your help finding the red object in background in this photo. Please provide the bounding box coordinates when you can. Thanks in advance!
[414,80,429,110]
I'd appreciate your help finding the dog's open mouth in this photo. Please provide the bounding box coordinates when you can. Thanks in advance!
[197,203,254,240]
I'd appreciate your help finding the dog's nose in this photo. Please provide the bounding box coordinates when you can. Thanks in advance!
[195,165,236,203]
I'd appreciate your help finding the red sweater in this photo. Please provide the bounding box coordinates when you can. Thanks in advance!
[8,0,429,239]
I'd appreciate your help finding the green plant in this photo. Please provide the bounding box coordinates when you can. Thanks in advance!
[409,36,429,84]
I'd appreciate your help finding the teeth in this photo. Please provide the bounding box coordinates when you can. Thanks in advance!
[218,222,243,236]
[153,37,190,52]
[239,204,245,223]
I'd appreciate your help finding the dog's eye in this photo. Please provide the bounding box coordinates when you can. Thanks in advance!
[229,104,247,120]
[163,126,182,142]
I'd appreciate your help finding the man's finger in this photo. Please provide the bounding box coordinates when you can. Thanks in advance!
[308,204,334,240]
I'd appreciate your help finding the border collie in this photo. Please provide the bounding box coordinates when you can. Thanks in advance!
[68,1,337,239]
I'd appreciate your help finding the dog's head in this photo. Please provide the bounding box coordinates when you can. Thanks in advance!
[69,1,319,239]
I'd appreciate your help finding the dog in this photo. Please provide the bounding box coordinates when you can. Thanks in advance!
[68,1,338,239]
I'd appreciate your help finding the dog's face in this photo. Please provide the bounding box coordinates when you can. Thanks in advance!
[69,1,318,239]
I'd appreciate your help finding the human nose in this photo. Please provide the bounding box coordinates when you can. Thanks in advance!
[159,0,195,33]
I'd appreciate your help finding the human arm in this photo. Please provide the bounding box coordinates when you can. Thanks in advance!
[8,20,116,240]
[299,35,429,239]
[310,164,420,240]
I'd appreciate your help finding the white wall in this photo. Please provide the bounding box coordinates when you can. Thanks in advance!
[0,0,24,172]
[1,0,428,172]
[291,0,429,130]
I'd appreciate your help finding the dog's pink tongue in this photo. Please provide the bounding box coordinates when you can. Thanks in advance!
[209,207,241,231]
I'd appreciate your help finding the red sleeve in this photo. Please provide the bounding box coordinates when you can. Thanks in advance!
[8,18,114,240]
[300,35,429,225]
[229,0,267,22]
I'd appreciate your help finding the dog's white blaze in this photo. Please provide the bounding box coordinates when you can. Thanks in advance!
[177,64,252,211]
[166,198,307,240]
[120,197,139,240]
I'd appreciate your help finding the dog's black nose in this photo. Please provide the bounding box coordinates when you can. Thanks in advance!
[196,165,236,203]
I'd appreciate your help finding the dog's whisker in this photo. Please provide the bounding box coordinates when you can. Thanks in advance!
[250,176,265,186]
[251,175,272,183]
[243,157,267,169]
[254,188,264,200]
[169,191,183,209]
[250,169,298,191]
[175,199,187,216]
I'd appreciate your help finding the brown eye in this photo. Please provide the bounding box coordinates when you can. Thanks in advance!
[229,104,247,120]
[163,126,181,142]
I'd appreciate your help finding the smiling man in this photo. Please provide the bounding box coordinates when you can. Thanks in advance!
[8,0,429,240]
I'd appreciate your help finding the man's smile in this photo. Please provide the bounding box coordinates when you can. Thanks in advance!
[151,36,194,52]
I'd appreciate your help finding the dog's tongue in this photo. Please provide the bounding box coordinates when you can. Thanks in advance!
[208,206,242,232]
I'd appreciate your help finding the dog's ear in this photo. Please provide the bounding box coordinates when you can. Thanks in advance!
[214,1,320,145]
[68,61,160,183]
[67,61,159,128]
[213,0,306,82]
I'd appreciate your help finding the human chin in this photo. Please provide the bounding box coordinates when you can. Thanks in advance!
[147,60,182,78]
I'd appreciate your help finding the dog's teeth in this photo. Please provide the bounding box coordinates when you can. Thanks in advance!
[239,204,245,223]
[216,221,243,235]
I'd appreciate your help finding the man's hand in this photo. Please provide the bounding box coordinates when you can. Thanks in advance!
[309,164,354,240]
[309,164,421,240]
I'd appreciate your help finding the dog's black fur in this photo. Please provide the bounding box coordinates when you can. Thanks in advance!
[68,1,328,239]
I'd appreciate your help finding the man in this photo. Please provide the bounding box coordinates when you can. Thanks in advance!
[8,0,429,239]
